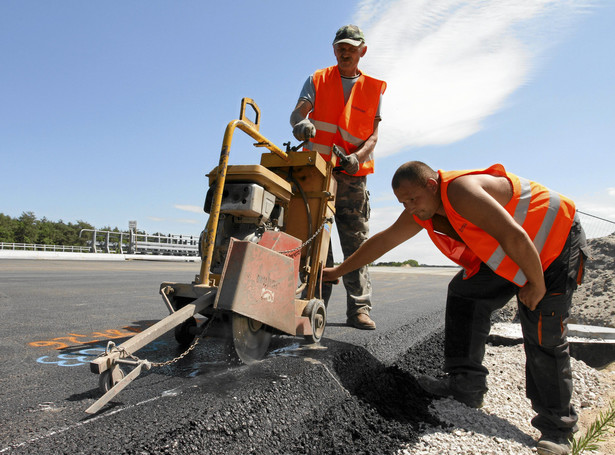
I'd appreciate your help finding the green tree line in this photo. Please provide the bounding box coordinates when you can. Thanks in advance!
[0,212,120,246]
[372,259,420,267]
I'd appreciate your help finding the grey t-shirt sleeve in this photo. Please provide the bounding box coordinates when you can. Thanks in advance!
[298,75,315,107]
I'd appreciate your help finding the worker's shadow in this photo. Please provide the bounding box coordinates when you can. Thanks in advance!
[318,333,537,449]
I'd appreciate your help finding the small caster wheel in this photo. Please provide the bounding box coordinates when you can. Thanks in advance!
[175,316,197,346]
[304,299,326,343]
[98,366,125,393]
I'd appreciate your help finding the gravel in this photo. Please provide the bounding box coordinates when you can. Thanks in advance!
[399,344,613,454]
[571,233,615,328]
[399,233,615,454]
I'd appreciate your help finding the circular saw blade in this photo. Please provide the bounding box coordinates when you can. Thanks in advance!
[231,314,272,364]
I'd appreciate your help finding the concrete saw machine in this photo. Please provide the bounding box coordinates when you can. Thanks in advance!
[86,98,337,414]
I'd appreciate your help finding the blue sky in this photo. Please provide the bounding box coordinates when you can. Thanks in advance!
[1,0,613,265]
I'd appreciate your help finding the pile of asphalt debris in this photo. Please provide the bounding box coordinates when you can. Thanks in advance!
[126,336,448,455]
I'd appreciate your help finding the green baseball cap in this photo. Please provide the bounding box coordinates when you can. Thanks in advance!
[333,24,365,46]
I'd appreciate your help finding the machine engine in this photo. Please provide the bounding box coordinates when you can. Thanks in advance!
[204,182,286,274]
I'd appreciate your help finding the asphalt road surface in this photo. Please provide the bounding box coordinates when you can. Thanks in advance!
[0,259,458,454]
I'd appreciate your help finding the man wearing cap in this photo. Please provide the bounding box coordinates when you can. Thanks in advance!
[290,25,387,330]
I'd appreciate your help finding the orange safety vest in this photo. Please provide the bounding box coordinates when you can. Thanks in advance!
[305,65,386,177]
[414,164,576,286]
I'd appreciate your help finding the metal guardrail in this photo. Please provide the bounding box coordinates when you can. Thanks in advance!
[577,210,615,239]
[0,232,200,257]
[0,242,91,253]
[78,229,199,256]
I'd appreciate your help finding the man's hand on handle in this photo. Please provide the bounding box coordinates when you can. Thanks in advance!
[292,119,316,141]
[332,145,360,175]
[322,267,340,284]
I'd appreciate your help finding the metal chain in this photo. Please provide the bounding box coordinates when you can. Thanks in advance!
[277,217,333,256]
[150,334,202,367]
[103,317,214,368]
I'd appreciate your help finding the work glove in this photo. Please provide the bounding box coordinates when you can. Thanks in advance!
[332,145,360,175]
[292,119,316,141]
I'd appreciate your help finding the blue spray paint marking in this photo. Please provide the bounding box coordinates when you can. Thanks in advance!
[36,341,169,367]
[37,351,104,367]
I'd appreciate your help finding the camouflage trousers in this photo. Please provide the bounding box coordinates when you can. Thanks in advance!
[323,172,372,318]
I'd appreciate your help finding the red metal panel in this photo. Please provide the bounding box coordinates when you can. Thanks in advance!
[258,231,302,281]
[214,239,297,335]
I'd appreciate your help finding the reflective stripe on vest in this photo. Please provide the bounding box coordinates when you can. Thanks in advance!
[425,164,575,285]
[484,177,565,284]
[308,65,386,176]
[485,176,532,282]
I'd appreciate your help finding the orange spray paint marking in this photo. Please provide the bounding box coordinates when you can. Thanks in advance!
[28,325,149,350]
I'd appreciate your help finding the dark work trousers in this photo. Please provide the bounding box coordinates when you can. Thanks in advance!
[443,216,587,437]
[321,172,372,318]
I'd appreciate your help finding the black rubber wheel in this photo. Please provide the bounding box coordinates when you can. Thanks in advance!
[304,299,326,343]
[174,316,197,346]
[98,366,125,393]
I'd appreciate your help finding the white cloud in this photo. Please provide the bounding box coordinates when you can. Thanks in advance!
[177,218,199,224]
[371,191,398,203]
[146,215,201,227]
[355,0,592,156]
[174,204,203,213]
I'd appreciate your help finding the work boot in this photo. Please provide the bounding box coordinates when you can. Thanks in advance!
[536,434,572,455]
[417,373,486,408]
[346,313,376,330]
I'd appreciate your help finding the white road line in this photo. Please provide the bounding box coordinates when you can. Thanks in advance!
[0,395,163,453]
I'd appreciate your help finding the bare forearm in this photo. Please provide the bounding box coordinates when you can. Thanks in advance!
[290,109,304,127]
[330,233,389,278]
[354,134,377,163]
[501,230,544,284]
[500,230,546,310]
[323,211,421,283]
[354,119,380,163]
[290,100,312,127]
[328,224,413,279]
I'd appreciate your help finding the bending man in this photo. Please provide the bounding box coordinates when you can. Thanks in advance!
[323,161,587,455]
